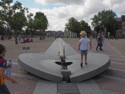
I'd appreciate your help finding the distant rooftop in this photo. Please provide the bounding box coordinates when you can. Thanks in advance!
[121,15,125,22]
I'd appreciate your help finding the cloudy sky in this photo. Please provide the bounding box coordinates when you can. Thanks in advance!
[13,0,125,31]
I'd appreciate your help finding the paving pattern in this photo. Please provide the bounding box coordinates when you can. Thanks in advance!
[65,38,125,94]
[1,38,125,94]
[58,83,80,94]
[93,39,125,94]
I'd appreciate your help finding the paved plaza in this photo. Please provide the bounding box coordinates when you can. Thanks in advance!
[0,37,125,94]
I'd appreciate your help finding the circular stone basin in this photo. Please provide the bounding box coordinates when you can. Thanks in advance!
[18,52,110,82]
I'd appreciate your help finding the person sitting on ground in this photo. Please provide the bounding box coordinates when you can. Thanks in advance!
[78,31,92,68]
[0,44,17,94]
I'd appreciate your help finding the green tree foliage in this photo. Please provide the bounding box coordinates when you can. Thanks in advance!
[65,17,91,37]
[80,20,91,36]
[91,10,117,36]
[34,12,48,39]
[11,12,26,30]
[26,13,34,35]
[11,1,27,44]
[0,0,13,35]
[0,0,28,44]
[65,17,80,36]
[0,0,49,43]
[0,21,5,34]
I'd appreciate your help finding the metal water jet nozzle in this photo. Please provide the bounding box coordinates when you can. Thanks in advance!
[55,39,73,69]
[55,38,73,82]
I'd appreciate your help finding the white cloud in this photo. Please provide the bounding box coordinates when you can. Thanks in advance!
[35,0,84,5]
[29,0,125,31]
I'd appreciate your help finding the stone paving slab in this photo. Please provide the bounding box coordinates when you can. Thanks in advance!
[101,89,119,94]
[108,55,125,59]
[110,62,125,70]
[111,59,125,63]
[78,80,118,94]
[33,80,57,94]
[95,76,125,94]
[7,76,37,94]
[102,68,125,79]
[78,80,103,94]
[58,83,80,94]
[108,39,125,56]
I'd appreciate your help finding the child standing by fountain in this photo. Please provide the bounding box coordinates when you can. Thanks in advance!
[78,31,92,68]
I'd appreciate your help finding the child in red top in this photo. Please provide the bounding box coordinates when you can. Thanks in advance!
[0,44,17,94]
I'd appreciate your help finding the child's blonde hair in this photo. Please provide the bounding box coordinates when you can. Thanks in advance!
[80,31,87,36]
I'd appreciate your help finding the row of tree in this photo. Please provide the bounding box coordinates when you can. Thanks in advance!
[0,0,118,43]
[65,10,118,37]
[65,17,91,37]
[0,0,48,44]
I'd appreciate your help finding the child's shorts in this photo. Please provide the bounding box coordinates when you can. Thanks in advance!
[81,50,88,56]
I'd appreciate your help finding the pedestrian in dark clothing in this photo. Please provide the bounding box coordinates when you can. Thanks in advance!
[96,33,104,51]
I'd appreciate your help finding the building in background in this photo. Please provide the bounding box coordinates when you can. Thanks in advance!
[64,28,77,38]
[116,15,125,38]
[122,15,125,37]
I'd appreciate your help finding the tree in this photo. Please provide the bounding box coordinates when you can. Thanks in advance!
[11,1,27,44]
[0,21,5,35]
[65,17,91,37]
[34,12,48,40]
[11,12,27,44]
[26,13,34,35]
[0,0,28,44]
[80,20,91,36]
[0,0,13,35]
[65,17,80,37]
[91,10,117,36]
[91,15,101,33]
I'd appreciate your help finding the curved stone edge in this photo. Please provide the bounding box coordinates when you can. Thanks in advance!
[18,52,111,82]
[18,58,62,82]
[70,59,111,82]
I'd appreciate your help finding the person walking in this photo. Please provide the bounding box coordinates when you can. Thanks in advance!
[96,32,104,51]
[0,44,17,94]
[78,31,92,68]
